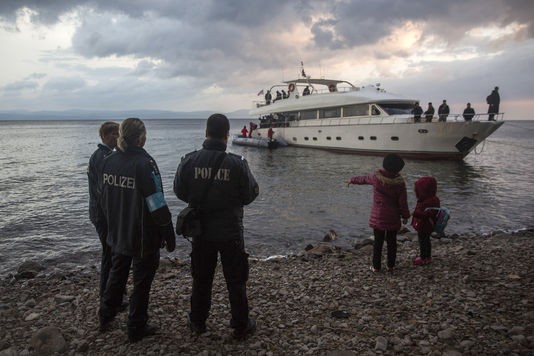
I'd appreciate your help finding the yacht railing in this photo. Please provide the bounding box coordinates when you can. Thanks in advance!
[312,113,504,126]
[258,113,504,128]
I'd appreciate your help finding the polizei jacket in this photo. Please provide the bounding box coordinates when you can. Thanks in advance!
[173,139,259,241]
[100,146,174,257]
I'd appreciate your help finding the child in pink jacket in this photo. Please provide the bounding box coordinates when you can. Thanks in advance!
[346,154,410,272]
[411,176,440,265]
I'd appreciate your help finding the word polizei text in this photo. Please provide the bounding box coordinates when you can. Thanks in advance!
[103,173,136,189]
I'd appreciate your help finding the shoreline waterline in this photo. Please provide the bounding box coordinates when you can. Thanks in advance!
[3,226,533,278]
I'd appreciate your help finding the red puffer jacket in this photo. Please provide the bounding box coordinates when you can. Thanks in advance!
[350,169,410,231]
[411,176,441,234]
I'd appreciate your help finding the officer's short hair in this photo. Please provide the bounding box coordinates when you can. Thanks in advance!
[99,121,119,139]
[206,114,230,139]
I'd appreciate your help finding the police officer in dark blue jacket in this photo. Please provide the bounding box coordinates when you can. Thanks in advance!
[87,121,119,299]
[174,113,259,339]
[99,118,176,343]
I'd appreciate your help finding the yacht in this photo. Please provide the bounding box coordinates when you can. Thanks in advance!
[248,77,504,160]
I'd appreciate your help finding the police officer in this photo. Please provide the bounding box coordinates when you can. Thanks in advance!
[174,113,259,340]
[99,118,176,343]
[87,121,119,300]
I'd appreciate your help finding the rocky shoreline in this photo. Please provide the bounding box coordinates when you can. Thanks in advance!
[1,229,533,355]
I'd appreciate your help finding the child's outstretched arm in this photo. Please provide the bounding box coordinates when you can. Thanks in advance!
[346,174,374,187]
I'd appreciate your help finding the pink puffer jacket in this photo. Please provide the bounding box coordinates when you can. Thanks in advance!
[350,169,410,231]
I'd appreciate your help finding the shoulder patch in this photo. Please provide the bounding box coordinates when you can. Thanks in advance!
[228,152,245,160]
[148,159,160,176]
[182,150,198,160]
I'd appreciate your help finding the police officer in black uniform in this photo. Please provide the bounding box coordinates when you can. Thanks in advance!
[174,113,259,339]
[99,118,176,343]
[87,121,119,299]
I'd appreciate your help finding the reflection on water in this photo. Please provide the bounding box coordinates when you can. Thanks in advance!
[0,119,533,274]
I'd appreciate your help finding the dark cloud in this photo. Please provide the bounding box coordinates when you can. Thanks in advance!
[305,0,534,49]
[503,0,534,37]
[1,0,533,115]
[3,0,532,68]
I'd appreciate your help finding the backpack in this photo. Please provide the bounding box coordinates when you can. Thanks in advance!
[425,207,450,235]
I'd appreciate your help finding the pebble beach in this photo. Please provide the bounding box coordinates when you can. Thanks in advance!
[1,229,533,355]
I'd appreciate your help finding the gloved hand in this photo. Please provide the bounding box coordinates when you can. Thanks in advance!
[160,222,176,252]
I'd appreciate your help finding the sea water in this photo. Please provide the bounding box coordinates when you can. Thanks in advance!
[0,119,533,275]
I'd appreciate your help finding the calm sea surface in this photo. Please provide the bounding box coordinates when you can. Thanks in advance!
[0,119,533,275]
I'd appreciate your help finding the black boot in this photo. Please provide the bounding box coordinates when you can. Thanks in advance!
[128,324,159,343]
[233,318,256,340]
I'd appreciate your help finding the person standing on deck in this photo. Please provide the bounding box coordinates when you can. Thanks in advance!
[487,86,500,121]
[412,102,423,123]
[463,103,475,121]
[424,102,435,122]
[438,100,450,122]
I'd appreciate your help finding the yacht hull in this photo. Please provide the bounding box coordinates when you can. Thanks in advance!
[254,120,503,160]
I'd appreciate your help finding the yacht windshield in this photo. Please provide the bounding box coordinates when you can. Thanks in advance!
[378,103,414,115]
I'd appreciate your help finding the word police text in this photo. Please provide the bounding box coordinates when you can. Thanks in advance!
[194,167,231,181]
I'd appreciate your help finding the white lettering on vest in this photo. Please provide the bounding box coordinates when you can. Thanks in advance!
[103,173,136,189]
[193,167,231,181]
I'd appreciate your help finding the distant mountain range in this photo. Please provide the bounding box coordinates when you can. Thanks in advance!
[0,109,251,120]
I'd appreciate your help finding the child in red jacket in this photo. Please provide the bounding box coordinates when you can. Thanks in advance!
[411,176,440,265]
[346,154,410,272]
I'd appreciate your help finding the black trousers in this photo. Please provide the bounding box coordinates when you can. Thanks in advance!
[190,238,249,329]
[99,251,159,333]
[373,229,397,270]
[418,232,432,259]
[94,223,112,298]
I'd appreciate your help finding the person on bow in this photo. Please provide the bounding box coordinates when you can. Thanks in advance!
[424,102,435,122]
[438,100,450,122]
[486,86,500,121]
[463,103,475,121]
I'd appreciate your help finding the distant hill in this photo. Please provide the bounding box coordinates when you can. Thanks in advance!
[0,109,252,120]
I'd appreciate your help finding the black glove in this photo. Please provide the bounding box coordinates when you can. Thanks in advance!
[160,222,176,252]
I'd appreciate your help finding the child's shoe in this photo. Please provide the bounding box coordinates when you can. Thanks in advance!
[424,258,432,264]
[413,257,426,265]
[369,266,380,273]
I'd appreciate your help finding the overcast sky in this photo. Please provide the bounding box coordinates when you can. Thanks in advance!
[0,0,533,119]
